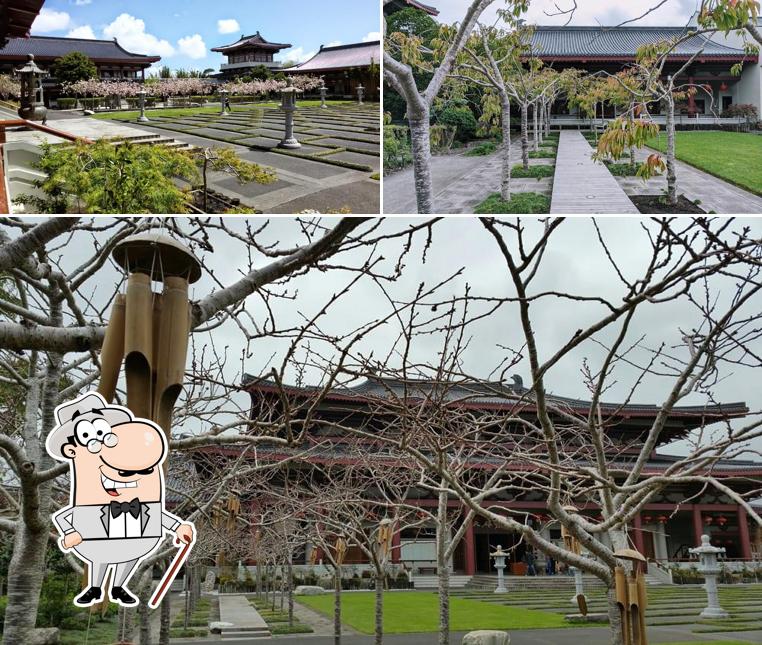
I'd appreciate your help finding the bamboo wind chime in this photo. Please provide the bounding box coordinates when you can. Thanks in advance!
[614,549,649,645]
[90,233,202,618]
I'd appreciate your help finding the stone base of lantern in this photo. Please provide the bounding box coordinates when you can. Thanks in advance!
[138,115,150,123]
[700,606,729,619]
[278,138,302,150]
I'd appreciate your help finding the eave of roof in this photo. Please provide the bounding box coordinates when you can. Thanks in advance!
[211,33,292,54]
[385,0,440,16]
[286,41,380,73]
[3,0,45,40]
[0,36,161,64]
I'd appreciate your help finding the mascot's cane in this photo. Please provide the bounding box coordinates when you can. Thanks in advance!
[149,534,195,609]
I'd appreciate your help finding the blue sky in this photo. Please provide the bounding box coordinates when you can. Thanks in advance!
[30,0,380,74]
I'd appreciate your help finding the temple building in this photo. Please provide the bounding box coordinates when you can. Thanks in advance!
[528,25,759,116]
[384,0,439,16]
[228,374,762,576]
[0,0,45,46]
[211,32,292,80]
[285,41,381,101]
[0,35,161,80]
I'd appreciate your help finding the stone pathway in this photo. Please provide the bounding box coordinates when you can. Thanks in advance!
[550,131,639,213]
[616,147,762,214]
[383,139,553,214]
[218,594,270,638]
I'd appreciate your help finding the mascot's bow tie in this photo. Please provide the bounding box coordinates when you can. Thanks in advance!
[110,498,141,519]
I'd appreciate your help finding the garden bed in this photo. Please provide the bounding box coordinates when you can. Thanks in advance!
[631,194,705,214]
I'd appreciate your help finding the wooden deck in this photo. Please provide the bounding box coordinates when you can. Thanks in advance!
[550,130,640,214]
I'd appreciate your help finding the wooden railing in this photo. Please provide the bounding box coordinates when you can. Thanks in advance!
[0,119,93,214]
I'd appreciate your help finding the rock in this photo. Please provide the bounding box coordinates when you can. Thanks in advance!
[462,630,510,645]
[294,585,326,595]
[26,628,60,645]
[209,621,234,634]
[564,613,609,623]
[82,110,95,116]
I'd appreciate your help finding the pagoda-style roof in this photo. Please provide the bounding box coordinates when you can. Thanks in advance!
[529,26,755,62]
[1,0,45,42]
[243,373,749,445]
[0,35,161,65]
[286,41,380,73]
[384,0,440,16]
[211,32,292,54]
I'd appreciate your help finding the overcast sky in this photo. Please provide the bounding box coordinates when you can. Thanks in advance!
[432,0,702,26]
[19,216,762,459]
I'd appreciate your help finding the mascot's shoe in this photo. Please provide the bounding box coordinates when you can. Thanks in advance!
[74,586,103,606]
[110,586,139,606]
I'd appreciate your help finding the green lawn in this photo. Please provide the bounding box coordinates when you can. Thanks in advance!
[297,591,569,634]
[91,100,358,121]
[647,131,762,195]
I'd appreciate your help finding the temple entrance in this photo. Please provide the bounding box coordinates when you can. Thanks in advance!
[474,528,526,574]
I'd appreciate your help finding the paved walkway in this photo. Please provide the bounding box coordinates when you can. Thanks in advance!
[616,147,762,214]
[550,130,639,213]
[383,139,553,214]
[218,594,270,638]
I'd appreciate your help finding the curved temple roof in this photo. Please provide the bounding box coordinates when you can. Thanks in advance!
[529,26,753,61]
[1,0,45,41]
[287,41,380,73]
[0,35,161,64]
[212,32,292,54]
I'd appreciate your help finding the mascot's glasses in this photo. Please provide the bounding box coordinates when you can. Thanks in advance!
[74,418,119,453]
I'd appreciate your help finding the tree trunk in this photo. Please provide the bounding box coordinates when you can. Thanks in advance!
[520,102,529,170]
[629,146,636,169]
[409,111,434,214]
[159,594,171,645]
[138,573,152,645]
[606,585,625,645]
[500,96,512,201]
[287,555,294,627]
[374,572,384,645]
[665,96,678,205]
[437,488,451,645]
[545,100,551,137]
[334,566,342,645]
[532,102,539,151]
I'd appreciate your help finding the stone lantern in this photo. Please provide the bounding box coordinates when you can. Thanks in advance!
[357,84,365,105]
[137,88,150,123]
[278,86,303,149]
[219,88,228,116]
[491,545,508,593]
[689,534,728,618]
[319,82,328,109]
[16,55,47,123]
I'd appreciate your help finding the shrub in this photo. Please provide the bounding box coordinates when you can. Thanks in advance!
[512,164,554,179]
[57,98,77,109]
[465,141,499,157]
[384,124,412,172]
[430,124,457,152]
[722,103,758,120]
[434,104,478,142]
[475,191,551,214]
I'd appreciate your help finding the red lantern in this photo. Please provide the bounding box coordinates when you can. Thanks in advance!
[657,515,668,524]
[716,515,727,527]
[643,515,653,524]
[704,515,713,525]
[720,82,728,91]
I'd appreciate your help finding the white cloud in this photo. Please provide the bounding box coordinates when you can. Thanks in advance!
[31,8,72,33]
[326,40,343,47]
[279,47,316,64]
[362,31,381,42]
[74,0,93,6]
[103,13,175,57]
[178,34,207,60]
[67,25,97,39]
[217,19,240,35]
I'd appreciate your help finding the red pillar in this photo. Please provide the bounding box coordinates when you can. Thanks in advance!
[391,529,401,564]
[738,507,752,560]
[464,521,476,576]
[693,505,704,546]
[688,76,696,115]
[633,514,645,555]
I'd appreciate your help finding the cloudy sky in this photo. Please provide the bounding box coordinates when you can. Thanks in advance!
[20,217,761,460]
[432,0,702,26]
[30,0,380,75]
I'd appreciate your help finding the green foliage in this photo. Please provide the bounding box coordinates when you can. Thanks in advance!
[474,191,550,214]
[14,140,199,214]
[433,103,478,142]
[511,164,554,179]
[56,98,77,109]
[722,103,758,120]
[430,124,456,152]
[384,124,412,172]
[528,149,555,158]
[50,52,97,87]
[605,161,640,177]
[271,624,314,634]
[465,141,499,157]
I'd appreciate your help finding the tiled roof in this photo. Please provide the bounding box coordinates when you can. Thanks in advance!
[212,32,291,54]
[287,41,380,73]
[384,0,440,16]
[243,373,748,427]
[529,26,751,60]
[0,36,161,64]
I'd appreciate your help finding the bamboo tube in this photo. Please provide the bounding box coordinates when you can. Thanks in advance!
[124,272,154,419]
[96,294,126,403]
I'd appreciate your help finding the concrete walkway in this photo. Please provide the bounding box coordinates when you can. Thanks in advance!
[218,594,270,638]
[383,139,553,214]
[550,130,639,213]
